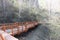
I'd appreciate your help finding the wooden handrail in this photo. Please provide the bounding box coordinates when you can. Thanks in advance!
[0,34,5,40]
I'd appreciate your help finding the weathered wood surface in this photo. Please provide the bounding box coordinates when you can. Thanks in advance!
[0,21,38,40]
[0,21,38,35]
[0,30,18,40]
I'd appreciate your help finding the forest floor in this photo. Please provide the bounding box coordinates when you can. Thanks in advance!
[15,24,51,40]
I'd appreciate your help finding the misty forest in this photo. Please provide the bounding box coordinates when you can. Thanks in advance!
[0,0,60,40]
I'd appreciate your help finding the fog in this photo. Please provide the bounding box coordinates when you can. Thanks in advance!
[38,0,60,12]
[0,0,60,40]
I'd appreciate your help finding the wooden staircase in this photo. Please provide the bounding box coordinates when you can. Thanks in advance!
[0,21,38,40]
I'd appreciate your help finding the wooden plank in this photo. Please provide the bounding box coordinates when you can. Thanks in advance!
[0,30,18,40]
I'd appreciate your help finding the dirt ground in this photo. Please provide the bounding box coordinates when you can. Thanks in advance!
[15,24,51,40]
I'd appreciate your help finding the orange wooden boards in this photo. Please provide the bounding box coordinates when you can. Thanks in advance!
[0,21,38,36]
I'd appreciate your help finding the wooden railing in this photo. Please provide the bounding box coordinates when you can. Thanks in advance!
[0,34,5,40]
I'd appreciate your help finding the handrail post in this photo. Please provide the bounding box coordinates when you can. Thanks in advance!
[10,25,14,36]
[0,34,5,40]
[3,24,6,32]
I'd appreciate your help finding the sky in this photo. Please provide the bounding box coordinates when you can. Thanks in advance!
[38,0,60,12]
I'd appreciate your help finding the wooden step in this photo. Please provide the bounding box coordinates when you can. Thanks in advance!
[0,30,18,40]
